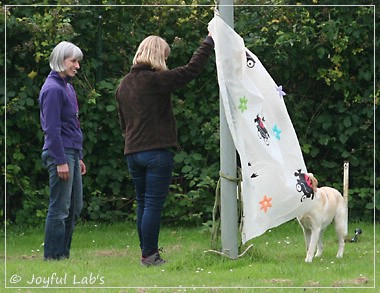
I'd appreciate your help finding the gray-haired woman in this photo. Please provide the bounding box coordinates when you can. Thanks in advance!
[39,41,86,260]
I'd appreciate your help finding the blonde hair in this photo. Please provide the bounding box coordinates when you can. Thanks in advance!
[49,41,83,72]
[133,36,170,71]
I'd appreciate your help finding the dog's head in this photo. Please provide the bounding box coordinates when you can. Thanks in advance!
[307,173,318,193]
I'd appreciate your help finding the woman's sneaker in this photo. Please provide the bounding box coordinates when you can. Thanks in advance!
[141,251,166,266]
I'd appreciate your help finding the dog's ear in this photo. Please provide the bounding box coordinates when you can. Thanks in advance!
[308,173,318,192]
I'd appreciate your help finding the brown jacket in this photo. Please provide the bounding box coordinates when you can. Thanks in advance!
[116,36,214,155]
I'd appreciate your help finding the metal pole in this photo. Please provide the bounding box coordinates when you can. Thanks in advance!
[218,0,239,259]
[343,161,349,204]
[343,161,349,237]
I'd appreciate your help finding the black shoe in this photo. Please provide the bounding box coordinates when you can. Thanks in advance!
[141,251,166,266]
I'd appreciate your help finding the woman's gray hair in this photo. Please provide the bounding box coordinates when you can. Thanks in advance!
[49,41,83,72]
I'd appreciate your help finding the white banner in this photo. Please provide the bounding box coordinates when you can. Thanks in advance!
[209,14,314,243]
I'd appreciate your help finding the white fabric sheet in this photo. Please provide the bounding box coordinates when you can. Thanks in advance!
[208,14,314,243]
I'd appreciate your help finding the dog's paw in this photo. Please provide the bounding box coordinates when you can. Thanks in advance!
[336,248,344,258]
[305,257,313,263]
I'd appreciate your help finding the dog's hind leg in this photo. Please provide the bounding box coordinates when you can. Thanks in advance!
[334,210,348,258]
[336,235,345,258]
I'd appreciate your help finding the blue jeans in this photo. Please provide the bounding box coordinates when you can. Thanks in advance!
[126,149,174,257]
[42,148,83,260]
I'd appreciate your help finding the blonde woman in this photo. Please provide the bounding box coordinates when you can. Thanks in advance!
[116,33,214,266]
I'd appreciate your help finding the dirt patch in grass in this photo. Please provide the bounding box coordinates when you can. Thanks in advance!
[264,279,293,286]
[332,276,369,287]
[5,254,39,260]
[94,249,129,257]
[21,254,38,260]
[305,281,320,287]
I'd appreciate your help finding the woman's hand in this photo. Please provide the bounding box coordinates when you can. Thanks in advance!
[57,163,69,181]
[80,160,87,175]
[57,160,86,180]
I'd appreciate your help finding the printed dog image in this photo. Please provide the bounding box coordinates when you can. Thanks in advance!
[297,173,348,262]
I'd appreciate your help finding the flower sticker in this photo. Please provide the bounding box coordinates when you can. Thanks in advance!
[272,124,282,140]
[276,85,286,98]
[259,195,272,213]
[238,96,248,113]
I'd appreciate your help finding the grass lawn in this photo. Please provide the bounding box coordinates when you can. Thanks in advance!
[2,220,378,292]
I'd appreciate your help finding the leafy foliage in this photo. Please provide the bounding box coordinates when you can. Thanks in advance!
[2,1,378,227]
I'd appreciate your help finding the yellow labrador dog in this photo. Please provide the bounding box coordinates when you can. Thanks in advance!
[297,173,348,262]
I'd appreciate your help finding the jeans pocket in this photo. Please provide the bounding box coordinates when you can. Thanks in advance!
[159,149,174,169]
[41,150,55,169]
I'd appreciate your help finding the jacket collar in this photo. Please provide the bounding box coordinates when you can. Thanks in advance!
[131,63,154,72]
[48,70,73,83]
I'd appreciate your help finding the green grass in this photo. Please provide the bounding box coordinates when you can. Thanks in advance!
[2,220,378,292]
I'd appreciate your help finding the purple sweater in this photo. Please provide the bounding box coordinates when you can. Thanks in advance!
[39,71,83,165]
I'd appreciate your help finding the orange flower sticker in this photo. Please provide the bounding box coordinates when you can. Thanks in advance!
[259,195,272,213]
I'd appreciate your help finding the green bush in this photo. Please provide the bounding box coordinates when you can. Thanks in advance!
[2,1,378,227]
